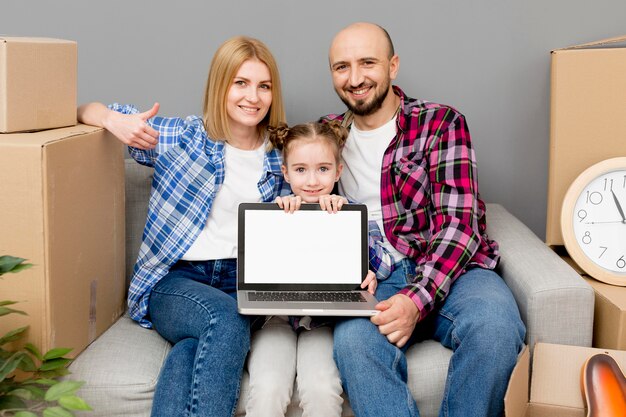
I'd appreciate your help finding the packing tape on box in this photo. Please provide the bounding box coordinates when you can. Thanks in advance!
[89,280,97,343]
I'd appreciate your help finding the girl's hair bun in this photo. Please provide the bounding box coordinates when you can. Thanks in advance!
[267,122,290,150]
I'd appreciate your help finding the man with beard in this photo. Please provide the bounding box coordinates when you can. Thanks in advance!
[322,22,526,417]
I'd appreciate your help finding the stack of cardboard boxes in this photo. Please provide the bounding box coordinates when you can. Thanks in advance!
[0,37,126,357]
[546,34,626,356]
[502,35,626,416]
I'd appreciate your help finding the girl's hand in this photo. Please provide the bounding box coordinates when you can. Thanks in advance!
[361,270,378,295]
[275,195,302,213]
[318,194,348,213]
[104,103,160,149]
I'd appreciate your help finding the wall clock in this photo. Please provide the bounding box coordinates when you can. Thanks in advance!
[561,157,626,285]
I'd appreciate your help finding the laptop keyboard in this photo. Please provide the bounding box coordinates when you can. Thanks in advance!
[248,291,366,303]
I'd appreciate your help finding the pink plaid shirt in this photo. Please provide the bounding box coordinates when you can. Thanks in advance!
[322,86,500,321]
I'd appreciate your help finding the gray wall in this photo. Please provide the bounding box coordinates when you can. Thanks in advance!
[3,0,626,238]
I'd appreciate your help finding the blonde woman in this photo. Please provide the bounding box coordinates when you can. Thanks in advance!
[78,36,287,417]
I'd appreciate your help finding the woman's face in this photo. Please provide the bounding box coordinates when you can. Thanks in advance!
[226,59,273,134]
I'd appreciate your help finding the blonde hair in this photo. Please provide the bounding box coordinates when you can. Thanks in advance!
[268,121,348,165]
[203,36,286,141]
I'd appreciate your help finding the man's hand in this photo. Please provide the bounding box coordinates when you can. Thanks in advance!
[371,294,419,348]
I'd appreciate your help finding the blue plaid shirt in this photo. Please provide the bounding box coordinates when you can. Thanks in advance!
[368,221,393,280]
[110,104,286,328]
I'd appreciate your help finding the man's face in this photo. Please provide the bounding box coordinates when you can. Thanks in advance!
[329,25,398,116]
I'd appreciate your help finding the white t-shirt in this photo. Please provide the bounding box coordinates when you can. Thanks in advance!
[339,117,406,262]
[182,141,265,260]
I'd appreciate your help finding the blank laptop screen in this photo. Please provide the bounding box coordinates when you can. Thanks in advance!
[241,207,364,285]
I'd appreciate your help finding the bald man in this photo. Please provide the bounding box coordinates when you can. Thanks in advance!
[322,23,525,417]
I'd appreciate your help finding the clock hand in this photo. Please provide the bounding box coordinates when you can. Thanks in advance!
[611,189,626,223]
[585,220,626,224]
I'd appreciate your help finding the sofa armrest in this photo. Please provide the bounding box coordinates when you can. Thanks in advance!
[485,204,594,349]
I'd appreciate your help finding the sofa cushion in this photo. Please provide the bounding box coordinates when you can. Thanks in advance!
[69,314,170,417]
[71,311,452,417]
[124,160,153,288]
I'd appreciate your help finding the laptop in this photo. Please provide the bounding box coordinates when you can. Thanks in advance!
[237,202,379,316]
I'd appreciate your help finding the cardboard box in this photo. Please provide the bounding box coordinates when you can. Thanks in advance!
[0,37,77,133]
[505,343,626,417]
[0,125,125,357]
[555,250,626,350]
[545,35,626,245]
[584,277,626,350]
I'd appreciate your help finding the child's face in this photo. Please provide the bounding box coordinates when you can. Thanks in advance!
[281,139,343,203]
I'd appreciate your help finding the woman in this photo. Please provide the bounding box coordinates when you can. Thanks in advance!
[78,36,287,417]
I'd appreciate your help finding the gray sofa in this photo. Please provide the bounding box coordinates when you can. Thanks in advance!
[68,160,595,417]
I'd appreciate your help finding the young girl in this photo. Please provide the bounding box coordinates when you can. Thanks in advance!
[78,36,287,417]
[244,121,393,417]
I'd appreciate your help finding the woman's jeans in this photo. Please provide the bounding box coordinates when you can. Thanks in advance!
[148,259,249,417]
[333,259,526,417]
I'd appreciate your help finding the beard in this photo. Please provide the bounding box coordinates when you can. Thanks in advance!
[338,79,391,116]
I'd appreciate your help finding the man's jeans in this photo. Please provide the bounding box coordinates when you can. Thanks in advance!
[333,259,526,417]
[148,259,249,417]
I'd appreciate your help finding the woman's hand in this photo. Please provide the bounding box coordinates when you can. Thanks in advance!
[361,270,377,294]
[275,195,302,213]
[77,102,160,150]
[104,103,160,149]
[318,194,348,213]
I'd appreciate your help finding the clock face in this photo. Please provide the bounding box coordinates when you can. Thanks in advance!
[570,168,626,275]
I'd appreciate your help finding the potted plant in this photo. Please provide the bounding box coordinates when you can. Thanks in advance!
[0,256,91,417]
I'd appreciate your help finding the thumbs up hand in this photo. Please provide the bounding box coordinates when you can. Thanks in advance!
[104,102,160,149]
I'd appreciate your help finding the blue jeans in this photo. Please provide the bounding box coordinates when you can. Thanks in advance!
[333,259,526,417]
[148,259,249,417]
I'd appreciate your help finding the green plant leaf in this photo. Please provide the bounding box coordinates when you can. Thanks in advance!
[58,395,92,411]
[43,348,73,360]
[24,343,43,361]
[0,326,29,346]
[9,263,34,274]
[39,358,71,372]
[0,300,19,306]
[43,407,74,417]
[39,367,70,379]
[0,351,27,380]
[27,378,58,386]
[44,380,84,401]
[18,352,37,372]
[0,255,27,274]
[0,375,18,391]
[0,393,27,409]
[0,305,28,317]
[21,384,46,399]
[15,411,39,417]
[8,387,33,400]
[24,378,58,386]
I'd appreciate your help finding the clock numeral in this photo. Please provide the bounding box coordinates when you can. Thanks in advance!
[581,232,592,245]
[617,256,626,270]
[586,191,603,205]
[577,210,587,223]
[604,178,614,191]
[599,246,608,258]
[623,175,626,188]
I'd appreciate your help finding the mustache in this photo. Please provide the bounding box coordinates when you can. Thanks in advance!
[346,82,373,90]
